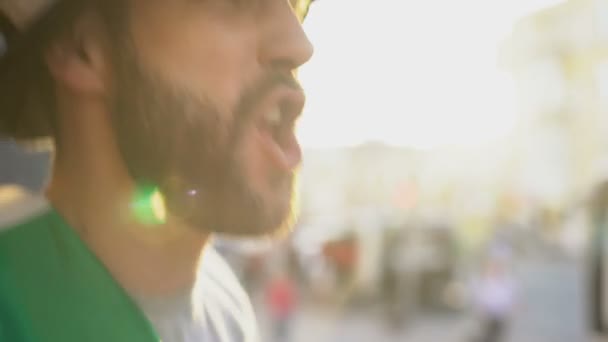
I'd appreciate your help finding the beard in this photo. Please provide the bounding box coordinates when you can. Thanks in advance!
[109,45,300,236]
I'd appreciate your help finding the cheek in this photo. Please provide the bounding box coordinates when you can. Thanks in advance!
[131,10,258,117]
[165,50,245,113]
[236,127,274,190]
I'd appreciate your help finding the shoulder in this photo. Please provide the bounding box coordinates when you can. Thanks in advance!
[198,246,259,342]
[0,187,53,337]
[0,186,56,301]
[0,185,49,232]
[0,185,51,247]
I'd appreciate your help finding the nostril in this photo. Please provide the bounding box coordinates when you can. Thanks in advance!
[270,60,299,74]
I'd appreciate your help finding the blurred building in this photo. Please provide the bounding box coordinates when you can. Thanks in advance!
[503,0,608,335]
[0,139,50,192]
[296,144,467,304]
[502,0,608,207]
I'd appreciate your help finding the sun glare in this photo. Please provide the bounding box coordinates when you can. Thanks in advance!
[297,0,566,149]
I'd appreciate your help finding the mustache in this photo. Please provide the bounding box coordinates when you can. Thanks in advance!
[235,71,303,121]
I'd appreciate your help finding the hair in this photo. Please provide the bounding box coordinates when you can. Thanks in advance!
[0,0,126,143]
[0,0,308,143]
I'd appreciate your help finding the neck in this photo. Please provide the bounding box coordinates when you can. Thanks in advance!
[46,95,209,297]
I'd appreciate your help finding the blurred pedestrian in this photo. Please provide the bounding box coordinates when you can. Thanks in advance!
[472,258,518,342]
[382,228,405,326]
[266,271,298,342]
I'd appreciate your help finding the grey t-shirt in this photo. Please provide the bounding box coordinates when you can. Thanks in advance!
[132,247,259,342]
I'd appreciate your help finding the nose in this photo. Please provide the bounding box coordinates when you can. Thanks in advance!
[258,2,314,72]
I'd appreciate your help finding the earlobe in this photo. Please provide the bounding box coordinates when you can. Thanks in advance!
[44,13,109,96]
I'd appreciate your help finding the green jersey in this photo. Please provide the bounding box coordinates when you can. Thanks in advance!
[0,197,158,341]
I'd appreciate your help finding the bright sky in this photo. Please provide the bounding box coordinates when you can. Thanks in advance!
[297,0,566,149]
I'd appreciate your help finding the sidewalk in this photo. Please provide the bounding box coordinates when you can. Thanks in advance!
[253,256,590,342]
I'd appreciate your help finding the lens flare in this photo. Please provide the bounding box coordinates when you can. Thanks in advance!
[131,185,166,225]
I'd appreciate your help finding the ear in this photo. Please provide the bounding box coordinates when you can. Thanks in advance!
[45,11,110,96]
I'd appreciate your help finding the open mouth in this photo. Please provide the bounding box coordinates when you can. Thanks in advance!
[255,88,304,172]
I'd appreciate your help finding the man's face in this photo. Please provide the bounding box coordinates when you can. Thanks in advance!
[108,0,313,236]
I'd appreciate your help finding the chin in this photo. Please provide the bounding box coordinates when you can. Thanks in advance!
[239,195,298,237]
[161,163,299,237]
[213,204,296,238]
[172,190,298,238]
[233,180,298,237]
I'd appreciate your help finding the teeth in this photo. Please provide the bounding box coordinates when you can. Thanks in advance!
[264,108,282,126]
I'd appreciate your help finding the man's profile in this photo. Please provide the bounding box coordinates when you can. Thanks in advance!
[0,0,313,341]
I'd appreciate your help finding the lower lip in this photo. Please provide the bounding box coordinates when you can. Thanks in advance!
[258,127,301,172]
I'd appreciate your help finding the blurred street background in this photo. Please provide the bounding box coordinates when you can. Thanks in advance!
[5,0,608,341]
